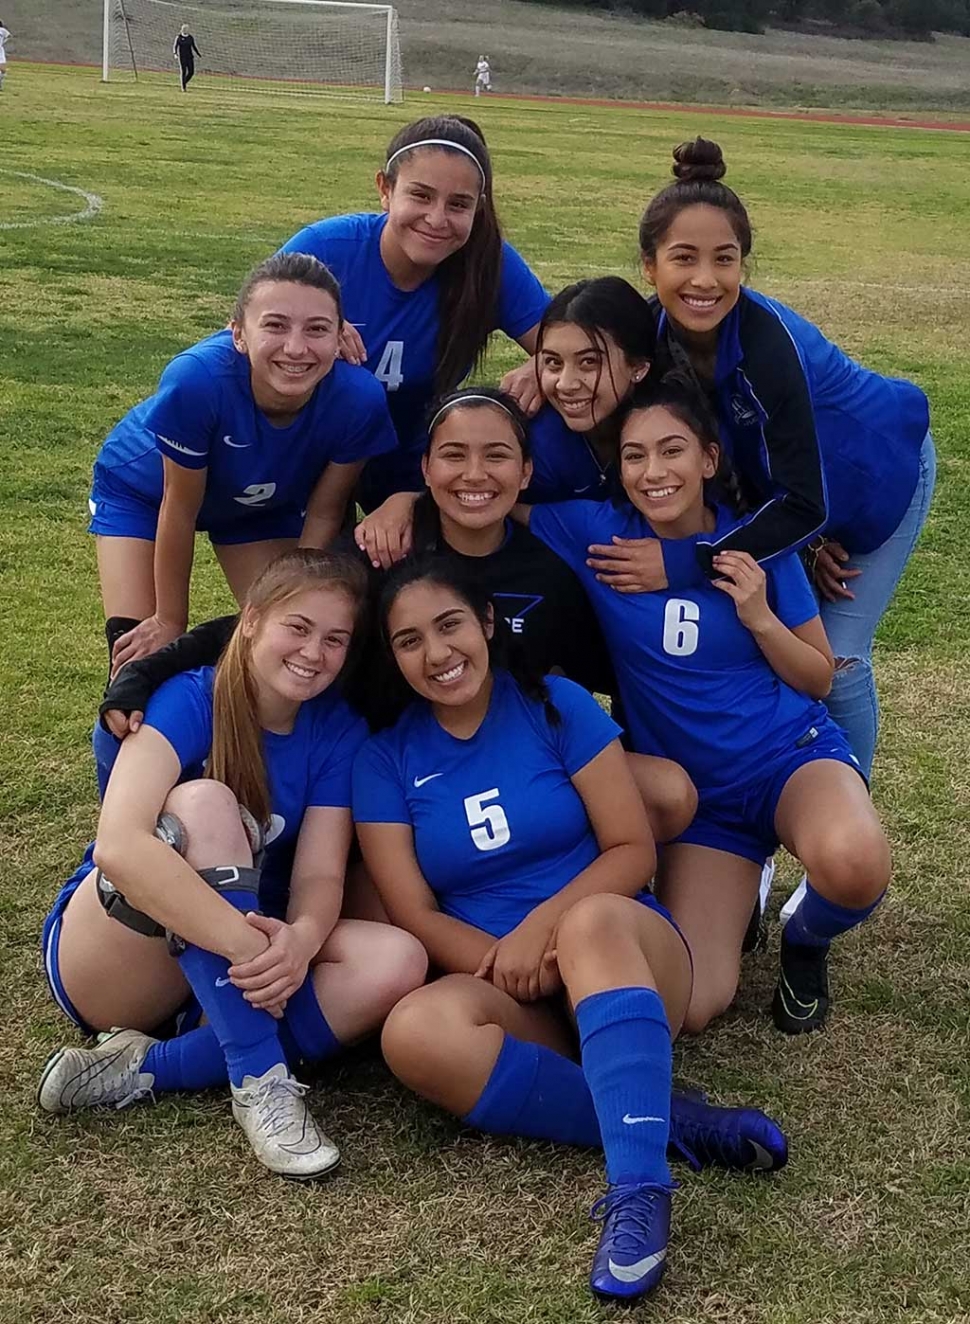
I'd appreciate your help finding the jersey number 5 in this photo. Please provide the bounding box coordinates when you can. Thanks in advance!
[662,599,700,656]
[463,788,510,852]
[374,340,404,392]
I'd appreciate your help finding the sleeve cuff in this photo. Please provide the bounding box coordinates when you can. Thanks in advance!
[661,536,709,590]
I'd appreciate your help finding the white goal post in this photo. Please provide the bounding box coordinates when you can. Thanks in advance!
[102,0,403,103]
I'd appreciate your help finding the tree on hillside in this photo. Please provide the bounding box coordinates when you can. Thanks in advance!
[518,0,969,37]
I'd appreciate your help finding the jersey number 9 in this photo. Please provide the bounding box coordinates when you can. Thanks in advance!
[464,788,511,852]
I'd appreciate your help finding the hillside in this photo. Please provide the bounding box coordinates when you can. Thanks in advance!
[5,0,970,110]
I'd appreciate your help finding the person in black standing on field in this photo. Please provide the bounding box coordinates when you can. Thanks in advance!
[174,23,201,91]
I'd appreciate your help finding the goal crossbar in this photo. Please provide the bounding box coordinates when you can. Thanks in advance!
[102,0,402,103]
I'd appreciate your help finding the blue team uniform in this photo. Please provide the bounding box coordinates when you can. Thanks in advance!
[89,330,397,544]
[655,288,931,588]
[530,501,863,863]
[353,670,671,938]
[522,405,618,505]
[280,213,549,508]
[43,668,367,1029]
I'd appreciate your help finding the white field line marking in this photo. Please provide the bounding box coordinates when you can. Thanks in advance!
[0,170,103,230]
[66,227,277,246]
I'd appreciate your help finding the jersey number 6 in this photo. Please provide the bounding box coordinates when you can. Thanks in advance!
[662,599,700,657]
[464,788,511,852]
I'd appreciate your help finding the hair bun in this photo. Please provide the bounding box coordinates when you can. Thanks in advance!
[672,137,726,183]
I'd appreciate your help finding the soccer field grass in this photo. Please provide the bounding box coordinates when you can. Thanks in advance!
[3,66,969,1324]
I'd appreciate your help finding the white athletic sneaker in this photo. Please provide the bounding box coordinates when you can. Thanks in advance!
[230,1062,340,1180]
[38,1027,157,1114]
[780,876,808,925]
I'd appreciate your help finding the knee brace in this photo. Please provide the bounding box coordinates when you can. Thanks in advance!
[97,806,265,941]
[96,812,190,938]
[166,865,263,957]
[237,804,266,863]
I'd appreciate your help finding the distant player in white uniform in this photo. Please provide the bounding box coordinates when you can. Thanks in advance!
[0,22,12,91]
[474,55,491,97]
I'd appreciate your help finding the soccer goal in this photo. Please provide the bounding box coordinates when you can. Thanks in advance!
[102,0,403,102]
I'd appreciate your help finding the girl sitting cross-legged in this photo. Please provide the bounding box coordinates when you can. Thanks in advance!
[351,557,787,1303]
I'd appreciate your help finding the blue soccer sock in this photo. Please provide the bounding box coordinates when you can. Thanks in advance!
[575,986,672,1187]
[277,974,341,1066]
[784,882,885,949]
[143,1026,227,1093]
[464,1034,601,1147]
[175,886,286,1088]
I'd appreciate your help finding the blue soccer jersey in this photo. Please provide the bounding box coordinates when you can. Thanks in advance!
[352,670,621,939]
[142,668,368,915]
[529,501,828,792]
[523,405,616,505]
[92,330,397,537]
[280,212,549,505]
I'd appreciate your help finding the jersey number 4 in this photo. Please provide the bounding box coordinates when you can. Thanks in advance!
[662,599,700,657]
[374,340,404,392]
[463,788,510,852]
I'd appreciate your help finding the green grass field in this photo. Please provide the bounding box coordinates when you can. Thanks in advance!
[3,65,969,1324]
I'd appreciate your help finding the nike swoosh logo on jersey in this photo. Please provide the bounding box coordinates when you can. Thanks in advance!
[574,484,592,493]
[223,434,251,448]
[215,976,233,987]
[608,1249,666,1283]
[158,434,207,457]
[622,1114,664,1125]
[414,773,443,787]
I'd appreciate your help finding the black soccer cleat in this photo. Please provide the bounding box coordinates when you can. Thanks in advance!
[772,933,830,1034]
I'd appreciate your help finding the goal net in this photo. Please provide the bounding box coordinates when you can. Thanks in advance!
[102,0,403,102]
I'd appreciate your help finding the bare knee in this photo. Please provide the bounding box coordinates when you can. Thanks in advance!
[557,893,636,955]
[681,975,738,1035]
[628,755,698,843]
[381,975,476,1084]
[806,823,890,909]
[361,927,428,1018]
[164,780,252,869]
[556,894,645,986]
[650,764,698,842]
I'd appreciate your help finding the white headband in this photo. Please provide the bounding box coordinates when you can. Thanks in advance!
[385,138,487,187]
[429,394,514,433]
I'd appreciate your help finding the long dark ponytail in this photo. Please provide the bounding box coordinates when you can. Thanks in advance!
[382,116,502,395]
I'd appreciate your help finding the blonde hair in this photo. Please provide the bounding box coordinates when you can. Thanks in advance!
[207,549,368,825]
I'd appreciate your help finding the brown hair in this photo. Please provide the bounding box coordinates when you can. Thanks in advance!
[382,116,502,394]
[207,548,368,825]
[638,138,753,263]
[536,277,656,431]
[618,369,747,514]
[232,251,343,326]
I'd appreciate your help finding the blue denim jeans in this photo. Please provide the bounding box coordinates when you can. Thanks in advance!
[820,432,936,779]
